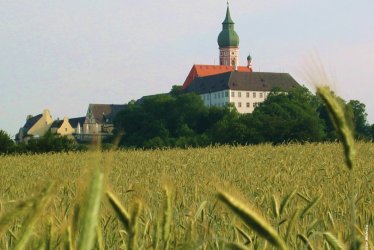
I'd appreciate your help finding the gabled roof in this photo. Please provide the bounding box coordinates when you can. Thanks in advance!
[50,120,64,129]
[88,104,127,124]
[69,117,86,128]
[185,71,300,94]
[182,64,252,89]
[23,114,42,132]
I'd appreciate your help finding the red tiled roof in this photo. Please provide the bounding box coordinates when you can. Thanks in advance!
[182,64,252,89]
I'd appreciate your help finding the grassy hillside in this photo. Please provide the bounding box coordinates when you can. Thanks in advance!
[0,143,373,249]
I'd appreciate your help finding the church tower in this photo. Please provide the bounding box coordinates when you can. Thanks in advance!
[217,3,240,67]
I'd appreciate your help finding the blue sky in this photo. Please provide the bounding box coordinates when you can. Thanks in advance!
[1,0,373,137]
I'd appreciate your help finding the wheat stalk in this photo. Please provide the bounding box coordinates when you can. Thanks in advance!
[218,190,288,250]
[77,167,103,250]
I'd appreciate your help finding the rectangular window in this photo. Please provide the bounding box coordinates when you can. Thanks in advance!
[260,93,263,98]
[238,102,242,108]
[246,92,249,98]
[238,92,241,97]
[253,92,256,98]
[231,91,235,97]
[246,102,250,108]
[225,91,228,97]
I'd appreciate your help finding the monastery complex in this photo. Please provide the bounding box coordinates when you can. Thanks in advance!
[16,3,299,142]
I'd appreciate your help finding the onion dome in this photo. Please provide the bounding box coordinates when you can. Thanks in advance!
[217,5,240,48]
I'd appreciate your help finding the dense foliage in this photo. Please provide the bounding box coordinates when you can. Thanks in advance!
[0,130,15,154]
[114,86,373,148]
[0,132,85,154]
[1,86,372,153]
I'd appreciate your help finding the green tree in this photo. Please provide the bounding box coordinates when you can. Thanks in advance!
[0,129,15,154]
[250,87,326,143]
[114,91,212,148]
[170,85,183,97]
[347,100,371,140]
[26,132,82,153]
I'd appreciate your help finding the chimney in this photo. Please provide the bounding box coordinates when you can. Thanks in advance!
[26,115,33,121]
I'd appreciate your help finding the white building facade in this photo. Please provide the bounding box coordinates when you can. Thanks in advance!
[201,90,270,113]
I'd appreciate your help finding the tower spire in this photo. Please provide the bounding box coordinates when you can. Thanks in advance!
[223,2,234,26]
[218,2,240,66]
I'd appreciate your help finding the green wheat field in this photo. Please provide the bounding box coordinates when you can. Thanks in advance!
[0,143,373,249]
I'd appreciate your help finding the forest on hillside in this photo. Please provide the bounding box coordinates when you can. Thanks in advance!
[113,86,373,149]
[1,86,373,154]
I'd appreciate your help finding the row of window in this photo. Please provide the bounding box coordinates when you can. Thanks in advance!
[202,91,268,101]
[220,51,236,56]
[208,102,262,109]
[202,91,229,101]
[232,91,266,98]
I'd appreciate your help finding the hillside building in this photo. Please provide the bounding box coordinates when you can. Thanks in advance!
[16,109,54,142]
[183,3,300,113]
[74,104,127,142]
[50,117,75,136]
[185,71,299,113]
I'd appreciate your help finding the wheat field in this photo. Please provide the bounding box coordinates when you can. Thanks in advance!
[0,143,373,249]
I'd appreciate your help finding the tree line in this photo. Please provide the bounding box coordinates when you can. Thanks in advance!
[1,85,373,154]
[113,85,374,149]
[0,132,85,154]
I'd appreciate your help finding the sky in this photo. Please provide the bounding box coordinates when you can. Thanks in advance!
[1,0,373,137]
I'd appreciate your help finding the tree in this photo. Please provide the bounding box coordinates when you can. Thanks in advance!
[25,132,82,153]
[0,130,15,154]
[170,85,183,97]
[347,100,371,140]
[250,87,326,143]
[115,91,213,148]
